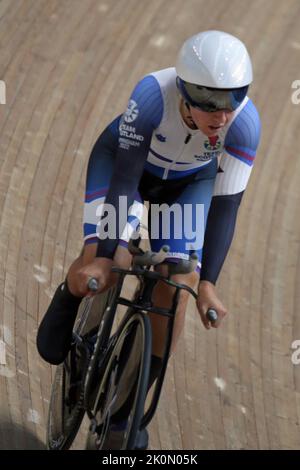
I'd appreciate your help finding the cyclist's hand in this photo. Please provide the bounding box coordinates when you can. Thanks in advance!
[196,280,228,330]
[77,257,114,296]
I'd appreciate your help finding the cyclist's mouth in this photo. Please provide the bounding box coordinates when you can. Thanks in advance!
[209,125,223,131]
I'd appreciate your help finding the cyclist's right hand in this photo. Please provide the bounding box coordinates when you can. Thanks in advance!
[77,257,114,296]
[197,280,227,329]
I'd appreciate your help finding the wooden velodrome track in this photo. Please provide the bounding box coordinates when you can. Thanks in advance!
[0,0,300,450]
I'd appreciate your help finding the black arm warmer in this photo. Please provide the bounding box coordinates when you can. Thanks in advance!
[200,191,244,284]
[96,139,151,259]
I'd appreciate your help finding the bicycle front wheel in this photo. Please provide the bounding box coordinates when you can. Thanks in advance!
[85,312,152,450]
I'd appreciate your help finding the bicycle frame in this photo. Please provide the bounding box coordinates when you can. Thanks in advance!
[47,246,217,450]
[87,264,198,430]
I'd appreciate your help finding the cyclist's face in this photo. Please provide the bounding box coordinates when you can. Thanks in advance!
[189,106,234,136]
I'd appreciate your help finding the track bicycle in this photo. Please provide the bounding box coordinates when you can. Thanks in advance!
[46,242,217,450]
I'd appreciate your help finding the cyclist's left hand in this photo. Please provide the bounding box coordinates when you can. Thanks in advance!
[196,280,228,330]
[77,257,115,297]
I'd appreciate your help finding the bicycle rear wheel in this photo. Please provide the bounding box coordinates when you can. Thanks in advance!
[46,286,117,450]
[85,312,151,450]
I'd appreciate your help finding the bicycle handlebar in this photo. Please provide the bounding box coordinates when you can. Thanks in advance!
[128,239,199,275]
[132,245,170,267]
[206,308,218,323]
[87,277,99,292]
[87,246,219,322]
[168,252,199,275]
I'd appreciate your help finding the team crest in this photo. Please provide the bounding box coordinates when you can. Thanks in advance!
[204,137,222,151]
[124,99,139,123]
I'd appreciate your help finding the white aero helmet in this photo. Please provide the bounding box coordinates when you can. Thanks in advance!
[176,30,253,112]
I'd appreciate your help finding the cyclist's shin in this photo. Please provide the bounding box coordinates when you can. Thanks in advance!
[36,281,82,365]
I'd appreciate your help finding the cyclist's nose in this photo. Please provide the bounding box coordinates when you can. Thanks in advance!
[212,109,231,124]
[213,110,227,122]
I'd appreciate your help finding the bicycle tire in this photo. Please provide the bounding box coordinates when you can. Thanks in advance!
[46,286,117,450]
[85,311,152,450]
[46,341,88,450]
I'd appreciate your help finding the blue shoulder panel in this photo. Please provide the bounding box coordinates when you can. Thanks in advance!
[225,99,261,166]
[128,75,164,129]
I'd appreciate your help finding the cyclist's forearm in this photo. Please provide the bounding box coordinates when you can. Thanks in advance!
[96,75,163,259]
[200,192,244,285]
[96,146,149,258]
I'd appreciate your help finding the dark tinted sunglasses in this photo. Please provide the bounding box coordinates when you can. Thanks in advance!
[177,77,248,113]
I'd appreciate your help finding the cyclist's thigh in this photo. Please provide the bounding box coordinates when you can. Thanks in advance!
[149,163,217,271]
[153,265,198,310]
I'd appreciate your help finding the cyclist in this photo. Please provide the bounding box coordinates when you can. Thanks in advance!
[37,30,261,449]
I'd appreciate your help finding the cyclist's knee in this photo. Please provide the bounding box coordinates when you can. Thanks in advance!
[155,267,198,301]
[69,243,132,295]
[175,271,199,305]
[155,263,199,286]
[172,271,199,289]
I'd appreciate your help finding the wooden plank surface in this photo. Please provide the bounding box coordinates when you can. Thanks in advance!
[0,0,300,450]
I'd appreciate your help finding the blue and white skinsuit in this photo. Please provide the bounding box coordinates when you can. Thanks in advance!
[83,68,261,283]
